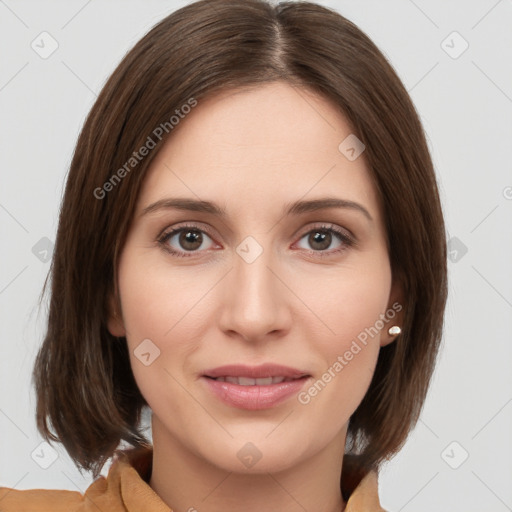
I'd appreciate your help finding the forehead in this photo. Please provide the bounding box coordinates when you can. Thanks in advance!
[137,81,382,223]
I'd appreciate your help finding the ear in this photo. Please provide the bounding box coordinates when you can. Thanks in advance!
[380,277,405,348]
[107,292,126,338]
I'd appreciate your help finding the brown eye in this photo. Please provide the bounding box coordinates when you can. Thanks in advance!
[178,229,204,251]
[307,230,333,251]
[158,224,216,257]
[295,225,353,256]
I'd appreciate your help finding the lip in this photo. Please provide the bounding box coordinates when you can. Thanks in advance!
[203,363,309,379]
[201,364,311,410]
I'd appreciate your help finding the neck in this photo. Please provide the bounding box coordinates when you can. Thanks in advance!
[149,416,347,512]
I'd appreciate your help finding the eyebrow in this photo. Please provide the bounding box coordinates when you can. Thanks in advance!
[141,197,373,222]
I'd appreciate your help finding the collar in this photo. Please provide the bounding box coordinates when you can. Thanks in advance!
[91,446,386,512]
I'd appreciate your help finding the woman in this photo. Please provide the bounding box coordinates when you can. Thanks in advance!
[0,0,447,510]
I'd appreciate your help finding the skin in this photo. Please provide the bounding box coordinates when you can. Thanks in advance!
[108,81,403,512]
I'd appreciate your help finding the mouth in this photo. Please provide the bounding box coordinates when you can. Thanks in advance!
[205,375,303,385]
[203,363,309,380]
[201,364,311,410]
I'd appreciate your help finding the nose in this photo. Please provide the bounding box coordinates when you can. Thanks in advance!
[218,240,292,343]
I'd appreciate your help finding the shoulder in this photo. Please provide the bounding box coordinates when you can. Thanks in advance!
[0,486,85,511]
[0,475,108,512]
[0,447,152,512]
[347,470,389,511]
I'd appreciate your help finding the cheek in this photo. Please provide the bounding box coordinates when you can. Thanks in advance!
[116,249,217,398]
[117,249,206,343]
[298,257,392,351]
[293,257,391,411]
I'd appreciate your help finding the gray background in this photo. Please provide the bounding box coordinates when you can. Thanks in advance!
[1,1,511,510]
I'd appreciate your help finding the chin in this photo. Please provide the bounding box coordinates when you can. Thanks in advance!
[197,437,310,475]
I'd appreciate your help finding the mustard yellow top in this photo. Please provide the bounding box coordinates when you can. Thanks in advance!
[0,447,387,511]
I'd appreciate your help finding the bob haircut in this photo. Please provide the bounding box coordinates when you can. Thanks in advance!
[33,0,448,488]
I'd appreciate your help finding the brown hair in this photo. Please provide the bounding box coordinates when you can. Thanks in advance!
[32,0,447,489]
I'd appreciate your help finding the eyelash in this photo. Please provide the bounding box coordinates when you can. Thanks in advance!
[157,222,355,259]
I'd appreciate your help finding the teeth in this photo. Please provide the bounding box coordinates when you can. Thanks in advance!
[214,376,291,385]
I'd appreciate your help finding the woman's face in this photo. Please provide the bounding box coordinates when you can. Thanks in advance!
[109,81,402,473]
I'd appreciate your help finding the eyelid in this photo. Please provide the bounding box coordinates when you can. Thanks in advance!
[157,222,220,256]
[295,222,355,245]
[157,221,356,258]
[157,221,354,242]
[156,221,217,241]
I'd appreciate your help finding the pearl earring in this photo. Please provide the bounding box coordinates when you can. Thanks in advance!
[388,325,401,336]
